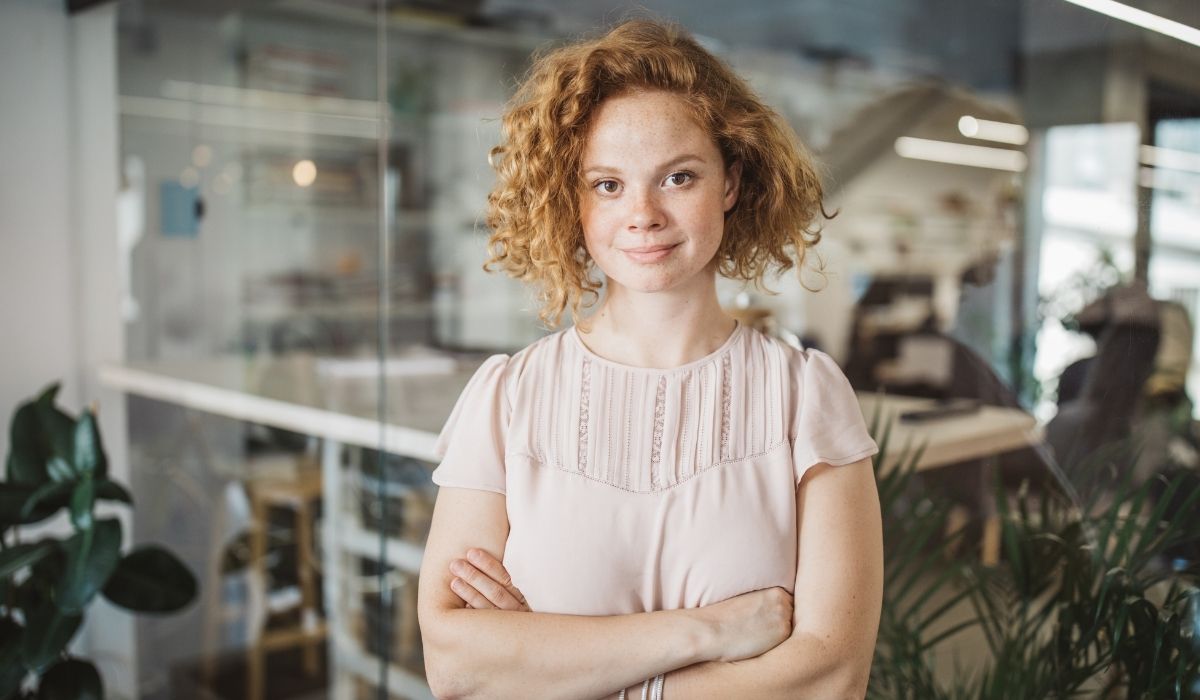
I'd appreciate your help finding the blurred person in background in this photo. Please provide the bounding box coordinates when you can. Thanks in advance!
[1046,284,1199,505]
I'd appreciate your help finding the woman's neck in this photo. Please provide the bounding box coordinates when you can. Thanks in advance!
[576,284,738,370]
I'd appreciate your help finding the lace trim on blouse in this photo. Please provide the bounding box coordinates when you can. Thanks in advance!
[720,352,732,462]
[577,356,591,473]
[650,375,667,488]
[566,328,765,492]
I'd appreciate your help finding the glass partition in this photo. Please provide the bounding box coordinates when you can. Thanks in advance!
[110,0,1200,696]
[117,2,393,697]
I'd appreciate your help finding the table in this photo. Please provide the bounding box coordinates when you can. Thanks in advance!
[857,392,1043,565]
[857,393,1040,472]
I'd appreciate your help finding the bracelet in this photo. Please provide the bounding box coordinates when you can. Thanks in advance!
[619,672,663,700]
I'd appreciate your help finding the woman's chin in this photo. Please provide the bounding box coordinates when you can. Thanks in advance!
[604,270,691,295]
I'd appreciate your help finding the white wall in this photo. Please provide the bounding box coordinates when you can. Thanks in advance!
[0,0,81,442]
[0,0,133,696]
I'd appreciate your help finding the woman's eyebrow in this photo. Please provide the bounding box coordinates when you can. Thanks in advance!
[582,154,708,176]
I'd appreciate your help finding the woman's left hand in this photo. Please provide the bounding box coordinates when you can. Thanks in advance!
[447,548,532,611]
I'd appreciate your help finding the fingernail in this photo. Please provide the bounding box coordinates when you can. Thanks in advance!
[450,577,462,590]
[467,549,482,562]
[450,561,464,575]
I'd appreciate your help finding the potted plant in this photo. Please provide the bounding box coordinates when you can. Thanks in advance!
[1,384,198,699]
[868,411,1200,698]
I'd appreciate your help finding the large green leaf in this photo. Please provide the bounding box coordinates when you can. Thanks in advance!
[102,546,197,614]
[7,398,48,485]
[72,412,106,480]
[92,480,132,506]
[34,386,74,469]
[0,542,57,580]
[16,548,65,616]
[18,482,74,523]
[0,484,60,527]
[0,617,26,699]
[36,658,102,700]
[44,458,73,484]
[19,605,81,675]
[55,519,121,614]
[69,478,94,532]
[6,384,78,487]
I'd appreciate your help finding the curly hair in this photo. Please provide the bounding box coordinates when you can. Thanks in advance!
[485,18,828,330]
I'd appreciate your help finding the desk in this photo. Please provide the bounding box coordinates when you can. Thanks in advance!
[858,392,1043,565]
[857,393,1040,473]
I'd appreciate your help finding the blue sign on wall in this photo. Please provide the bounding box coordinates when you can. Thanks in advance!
[160,180,199,237]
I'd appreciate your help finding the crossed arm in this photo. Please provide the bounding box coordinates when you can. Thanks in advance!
[416,458,883,699]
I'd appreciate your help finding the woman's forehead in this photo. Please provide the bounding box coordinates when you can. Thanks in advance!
[582,91,719,164]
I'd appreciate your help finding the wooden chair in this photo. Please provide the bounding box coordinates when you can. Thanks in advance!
[245,466,327,700]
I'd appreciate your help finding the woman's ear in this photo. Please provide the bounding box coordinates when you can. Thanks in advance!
[723,160,742,211]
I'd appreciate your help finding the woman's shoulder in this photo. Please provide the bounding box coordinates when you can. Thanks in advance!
[506,326,574,369]
[478,327,575,393]
[740,325,839,374]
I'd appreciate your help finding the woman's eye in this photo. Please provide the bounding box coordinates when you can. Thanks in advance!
[595,180,620,194]
[665,172,693,187]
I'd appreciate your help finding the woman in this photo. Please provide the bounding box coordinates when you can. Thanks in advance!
[417,19,883,699]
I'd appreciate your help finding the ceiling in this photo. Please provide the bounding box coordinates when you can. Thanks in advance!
[121,0,1200,93]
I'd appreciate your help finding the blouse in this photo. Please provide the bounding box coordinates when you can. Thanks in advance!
[431,321,878,616]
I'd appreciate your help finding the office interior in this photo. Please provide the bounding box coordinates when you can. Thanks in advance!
[2,0,1200,697]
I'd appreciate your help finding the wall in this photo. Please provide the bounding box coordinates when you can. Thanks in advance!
[0,0,81,447]
[0,0,133,696]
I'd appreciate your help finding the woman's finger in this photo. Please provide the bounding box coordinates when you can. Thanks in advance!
[449,576,495,609]
[467,548,531,611]
[449,558,525,611]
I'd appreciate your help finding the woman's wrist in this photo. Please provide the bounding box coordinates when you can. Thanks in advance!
[678,606,723,663]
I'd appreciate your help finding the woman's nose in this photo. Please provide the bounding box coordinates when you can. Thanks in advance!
[627,189,665,231]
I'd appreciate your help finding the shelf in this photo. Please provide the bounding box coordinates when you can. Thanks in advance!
[239,298,432,323]
[241,202,432,224]
[278,0,553,54]
[339,520,424,574]
[333,629,433,699]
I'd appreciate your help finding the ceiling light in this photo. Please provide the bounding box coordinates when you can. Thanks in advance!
[179,167,200,188]
[293,160,318,188]
[894,136,1027,172]
[958,115,1029,145]
[1140,144,1200,174]
[1059,0,1200,48]
[192,144,212,168]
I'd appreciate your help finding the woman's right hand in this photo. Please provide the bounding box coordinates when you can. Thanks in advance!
[697,587,794,663]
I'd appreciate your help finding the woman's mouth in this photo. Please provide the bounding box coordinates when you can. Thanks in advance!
[622,243,679,263]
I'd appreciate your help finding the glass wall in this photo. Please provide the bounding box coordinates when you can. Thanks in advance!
[110,0,1200,696]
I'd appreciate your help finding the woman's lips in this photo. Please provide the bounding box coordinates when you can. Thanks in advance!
[622,243,679,263]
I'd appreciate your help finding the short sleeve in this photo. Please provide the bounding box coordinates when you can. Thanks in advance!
[789,349,878,485]
[431,354,511,495]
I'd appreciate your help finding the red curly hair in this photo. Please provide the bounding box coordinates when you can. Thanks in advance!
[485,19,827,330]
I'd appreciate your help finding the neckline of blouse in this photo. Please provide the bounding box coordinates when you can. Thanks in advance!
[567,320,744,373]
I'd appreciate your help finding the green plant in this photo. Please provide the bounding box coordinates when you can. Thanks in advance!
[1,384,198,700]
[867,408,1200,699]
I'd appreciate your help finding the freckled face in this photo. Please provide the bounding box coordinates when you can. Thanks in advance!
[578,90,740,294]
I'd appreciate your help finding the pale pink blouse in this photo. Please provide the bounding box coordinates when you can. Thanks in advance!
[431,322,878,616]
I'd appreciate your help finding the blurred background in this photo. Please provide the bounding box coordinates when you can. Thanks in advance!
[2,0,1199,697]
